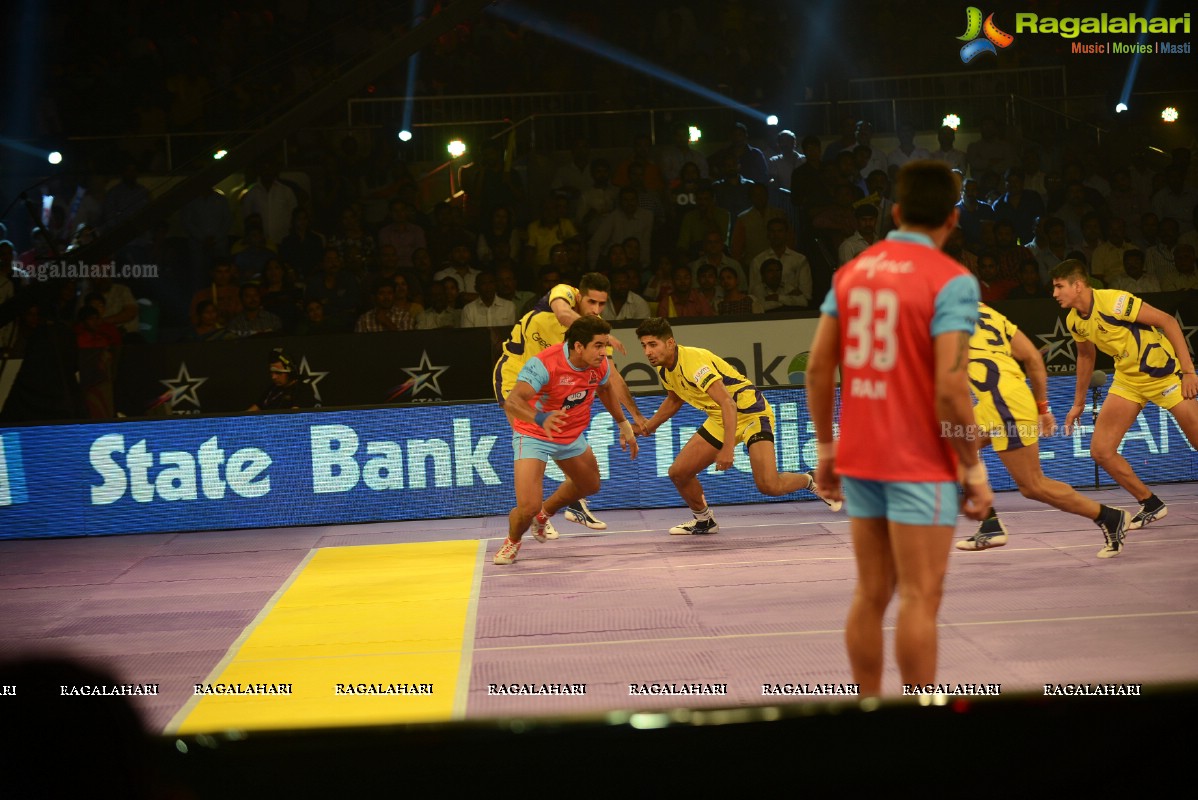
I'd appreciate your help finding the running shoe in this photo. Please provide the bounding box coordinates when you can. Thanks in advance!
[669,517,719,535]
[493,538,521,565]
[955,517,1009,551]
[1097,509,1130,559]
[543,518,560,540]
[1127,500,1167,531]
[805,472,843,513]
[529,513,549,543]
[564,498,607,530]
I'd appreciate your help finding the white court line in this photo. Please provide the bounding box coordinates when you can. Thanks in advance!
[474,610,1198,654]
[483,535,1197,579]
[452,540,488,720]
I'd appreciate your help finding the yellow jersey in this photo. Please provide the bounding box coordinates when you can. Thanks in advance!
[1066,289,1179,380]
[969,303,1026,391]
[656,345,766,416]
[494,284,579,400]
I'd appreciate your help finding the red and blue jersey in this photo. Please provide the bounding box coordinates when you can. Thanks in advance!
[512,342,610,443]
[820,231,979,482]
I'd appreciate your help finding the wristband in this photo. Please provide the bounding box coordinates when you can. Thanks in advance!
[534,411,550,425]
[817,440,837,461]
[963,461,988,485]
[1036,400,1051,414]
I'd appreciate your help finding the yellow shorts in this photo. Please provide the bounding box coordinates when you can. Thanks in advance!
[1109,371,1185,410]
[493,353,524,403]
[697,405,778,449]
[970,361,1039,452]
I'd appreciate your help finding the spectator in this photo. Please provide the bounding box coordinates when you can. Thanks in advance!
[257,258,303,332]
[576,159,620,239]
[929,125,967,173]
[189,259,241,326]
[1162,244,1198,291]
[377,199,427,269]
[296,299,334,336]
[74,303,121,418]
[1033,217,1071,283]
[839,205,879,266]
[691,230,746,291]
[525,195,578,267]
[659,122,709,186]
[766,129,804,188]
[392,274,425,320]
[433,239,482,302]
[694,262,722,310]
[990,168,1044,245]
[991,220,1034,282]
[328,207,376,275]
[1146,217,1182,278]
[731,183,785,268]
[749,218,809,297]
[613,133,666,192]
[415,280,460,329]
[477,206,523,270]
[965,116,1017,177]
[657,263,714,318]
[975,253,1016,303]
[227,284,282,337]
[1108,249,1161,293]
[1004,259,1049,300]
[711,152,756,218]
[460,140,524,228]
[188,298,237,341]
[278,207,325,277]
[87,275,139,336]
[1152,166,1198,234]
[240,163,297,247]
[956,178,995,250]
[588,187,652,269]
[601,267,651,321]
[708,122,768,186]
[355,282,413,332]
[753,257,809,311]
[495,263,533,312]
[460,271,516,328]
[306,247,362,331]
[676,183,730,257]
[551,136,592,217]
[231,214,276,281]
[886,124,931,181]
[716,266,763,315]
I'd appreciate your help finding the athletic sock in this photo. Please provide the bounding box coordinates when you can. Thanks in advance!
[1141,494,1163,511]
[1096,505,1121,528]
[984,508,998,521]
[693,506,714,522]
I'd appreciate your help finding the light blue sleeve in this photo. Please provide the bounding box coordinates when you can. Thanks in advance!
[600,360,611,385]
[931,274,980,337]
[818,287,838,317]
[517,358,551,393]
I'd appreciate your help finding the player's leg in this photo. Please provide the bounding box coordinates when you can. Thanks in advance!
[545,447,602,517]
[841,478,895,696]
[870,480,957,689]
[1123,394,1198,530]
[666,428,721,534]
[1091,392,1153,502]
[997,442,1130,557]
[497,439,548,565]
[889,518,954,689]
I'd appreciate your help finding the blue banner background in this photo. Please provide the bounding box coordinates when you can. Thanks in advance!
[1,377,1195,539]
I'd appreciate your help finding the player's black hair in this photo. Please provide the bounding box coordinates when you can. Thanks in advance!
[1049,259,1089,285]
[895,160,961,228]
[578,272,610,295]
[565,314,611,351]
[636,316,674,341]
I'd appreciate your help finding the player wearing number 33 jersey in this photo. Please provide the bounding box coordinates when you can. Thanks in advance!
[820,231,979,483]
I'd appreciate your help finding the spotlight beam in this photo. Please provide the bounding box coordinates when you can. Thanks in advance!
[401,0,429,137]
[489,2,767,123]
[1118,0,1160,107]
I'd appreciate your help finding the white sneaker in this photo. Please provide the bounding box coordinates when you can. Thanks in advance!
[805,472,843,513]
[529,513,549,543]
[669,517,719,535]
[493,538,521,565]
[564,498,607,530]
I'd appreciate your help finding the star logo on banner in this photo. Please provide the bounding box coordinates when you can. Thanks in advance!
[402,350,450,398]
[160,363,208,408]
[1037,316,1076,368]
[296,356,329,404]
[1173,311,1198,353]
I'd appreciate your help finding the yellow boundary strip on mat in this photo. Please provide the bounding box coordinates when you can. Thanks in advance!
[172,540,481,733]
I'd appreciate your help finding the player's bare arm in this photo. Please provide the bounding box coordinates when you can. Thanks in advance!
[596,382,638,459]
[1065,339,1097,434]
[643,391,684,435]
[1136,302,1198,399]
[607,366,648,434]
[805,314,843,501]
[504,381,566,437]
[1011,329,1056,436]
[936,329,992,520]
[704,379,739,472]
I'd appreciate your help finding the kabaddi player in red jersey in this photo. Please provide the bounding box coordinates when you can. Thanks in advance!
[495,315,638,565]
[806,160,993,695]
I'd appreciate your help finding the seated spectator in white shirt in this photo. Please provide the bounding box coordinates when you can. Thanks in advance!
[748,218,810,296]
[433,240,481,303]
[495,263,534,313]
[416,280,461,329]
[601,267,651,321]
[886,124,932,182]
[459,271,516,328]
[839,204,879,265]
[1107,249,1161,293]
[752,257,811,311]
[1145,217,1182,278]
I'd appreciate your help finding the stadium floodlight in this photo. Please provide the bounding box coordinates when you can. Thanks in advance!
[447,140,466,158]
[766,114,779,126]
[1162,107,1179,123]
[688,126,702,143]
[1115,103,1129,113]
[942,113,961,130]
[47,151,63,165]
[398,130,413,142]
[213,149,228,160]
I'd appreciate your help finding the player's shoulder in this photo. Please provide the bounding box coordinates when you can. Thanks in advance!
[549,284,579,306]
[1094,287,1138,317]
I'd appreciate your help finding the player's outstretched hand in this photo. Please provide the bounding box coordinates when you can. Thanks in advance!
[1063,403,1083,435]
[1183,373,1198,399]
[618,420,640,459]
[1039,412,1057,438]
[960,481,993,521]
[632,413,651,437]
[607,334,627,355]
[541,410,567,438]
[815,459,843,504]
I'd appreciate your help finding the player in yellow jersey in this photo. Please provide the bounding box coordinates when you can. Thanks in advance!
[1051,259,1198,540]
[635,317,840,534]
[494,272,648,534]
[956,302,1132,557]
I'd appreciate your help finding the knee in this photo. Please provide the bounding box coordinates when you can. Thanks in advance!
[515,499,541,520]
[575,475,601,497]
[753,475,784,496]
[1017,478,1044,501]
[854,581,894,613]
[1090,444,1117,464]
[667,464,692,485]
